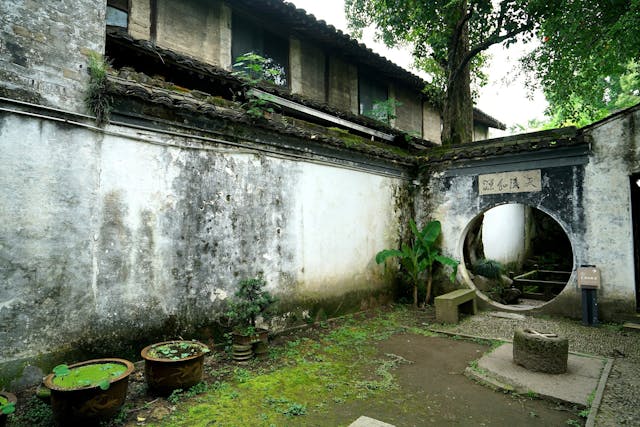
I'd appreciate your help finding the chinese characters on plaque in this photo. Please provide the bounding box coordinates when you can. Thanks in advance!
[478,170,542,195]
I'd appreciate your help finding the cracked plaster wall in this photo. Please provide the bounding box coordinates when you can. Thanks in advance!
[0,112,404,387]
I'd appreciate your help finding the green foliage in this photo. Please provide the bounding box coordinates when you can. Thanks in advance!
[233,52,283,119]
[8,397,53,426]
[0,396,15,415]
[376,219,459,306]
[282,402,307,417]
[167,388,184,404]
[50,362,126,390]
[148,341,210,361]
[233,52,286,87]
[472,259,503,279]
[363,98,402,123]
[85,52,112,126]
[523,1,640,126]
[226,276,277,335]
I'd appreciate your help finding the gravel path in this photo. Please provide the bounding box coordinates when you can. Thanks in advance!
[434,311,640,426]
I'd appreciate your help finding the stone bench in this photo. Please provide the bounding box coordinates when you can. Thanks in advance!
[435,289,477,324]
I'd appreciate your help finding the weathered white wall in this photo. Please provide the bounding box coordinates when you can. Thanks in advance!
[0,111,403,386]
[582,108,640,311]
[295,164,398,296]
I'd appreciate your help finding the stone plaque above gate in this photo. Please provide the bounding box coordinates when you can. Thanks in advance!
[478,169,542,195]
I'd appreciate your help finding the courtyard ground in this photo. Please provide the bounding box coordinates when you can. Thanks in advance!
[9,305,637,426]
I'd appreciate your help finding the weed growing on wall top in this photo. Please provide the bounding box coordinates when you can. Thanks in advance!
[85,52,113,126]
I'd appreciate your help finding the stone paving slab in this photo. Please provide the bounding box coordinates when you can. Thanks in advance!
[474,343,607,406]
[348,415,396,427]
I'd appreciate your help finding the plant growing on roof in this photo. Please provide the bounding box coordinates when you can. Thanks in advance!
[232,52,284,119]
[225,276,277,336]
[376,219,459,307]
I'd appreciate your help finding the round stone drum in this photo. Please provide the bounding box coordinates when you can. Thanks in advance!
[513,328,569,374]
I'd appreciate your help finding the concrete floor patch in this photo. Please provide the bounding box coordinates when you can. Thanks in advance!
[474,343,608,406]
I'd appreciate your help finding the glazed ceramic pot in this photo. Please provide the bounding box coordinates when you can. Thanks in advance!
[43,358,134,426]
[141,340,209,394]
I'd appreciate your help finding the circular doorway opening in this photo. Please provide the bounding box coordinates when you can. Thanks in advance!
[462,204,574,309]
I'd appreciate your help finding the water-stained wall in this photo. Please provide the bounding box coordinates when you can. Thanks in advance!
[0,110,405,388]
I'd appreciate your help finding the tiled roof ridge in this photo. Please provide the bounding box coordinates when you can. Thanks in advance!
[418,127,587,163]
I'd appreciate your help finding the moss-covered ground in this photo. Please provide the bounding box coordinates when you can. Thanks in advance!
[148,307,422,427]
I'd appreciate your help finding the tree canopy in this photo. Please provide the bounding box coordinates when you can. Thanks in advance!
[345,0,541,145]
[345,0,640,139]
[523,0,640,126]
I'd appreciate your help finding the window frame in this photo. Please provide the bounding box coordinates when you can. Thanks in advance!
[358,68,389,121]
[106,0,130,29]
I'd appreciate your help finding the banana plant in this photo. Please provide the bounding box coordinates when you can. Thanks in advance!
[376,219,459,306]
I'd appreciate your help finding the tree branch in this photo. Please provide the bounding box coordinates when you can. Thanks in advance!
[447,23,532,92]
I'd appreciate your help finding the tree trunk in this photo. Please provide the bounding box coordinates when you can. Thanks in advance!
[425,272,433,306]
[413,284,418,307]
[441,2,473,146]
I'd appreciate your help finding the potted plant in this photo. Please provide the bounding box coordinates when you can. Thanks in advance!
[0,391,16,427]
[141,340,210,394]
[226,276,277,360]
[43,358,134,425]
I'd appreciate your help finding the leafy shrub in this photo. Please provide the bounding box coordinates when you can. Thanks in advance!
[472,259,503,279]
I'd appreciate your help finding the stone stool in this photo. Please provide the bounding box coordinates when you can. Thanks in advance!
[513,328,568,374]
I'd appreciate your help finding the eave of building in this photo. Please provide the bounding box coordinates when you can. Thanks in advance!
[472,107,507,130]
[105,28,437,148]
[229,0,504,130]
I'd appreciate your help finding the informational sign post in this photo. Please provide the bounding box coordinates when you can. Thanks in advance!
[577,266,600,326]
[577,267,601,289]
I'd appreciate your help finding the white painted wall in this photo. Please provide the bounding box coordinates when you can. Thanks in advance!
[482,204,526,266]
[295,164,399,295]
